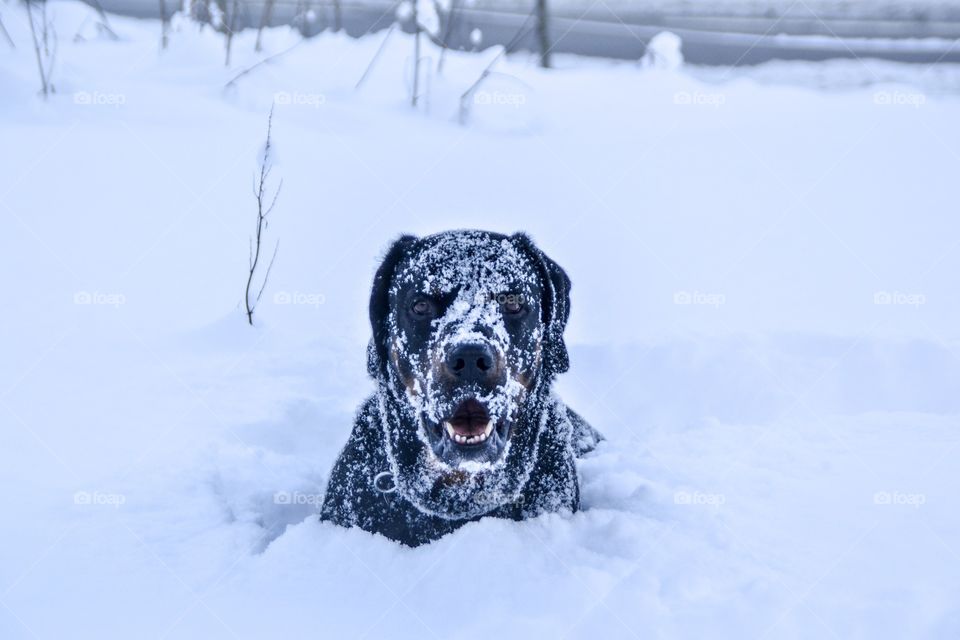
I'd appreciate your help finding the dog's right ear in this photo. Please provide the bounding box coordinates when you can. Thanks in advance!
[509,232,572,376]
[367,235,418,378]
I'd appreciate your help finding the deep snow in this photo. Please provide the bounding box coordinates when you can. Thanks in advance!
[1,3,959,638]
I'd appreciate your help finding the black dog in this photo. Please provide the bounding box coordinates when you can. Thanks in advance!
[320,230,601,546]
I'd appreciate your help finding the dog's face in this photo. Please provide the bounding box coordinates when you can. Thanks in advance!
[390,233,544,466]
[369,230,571,471]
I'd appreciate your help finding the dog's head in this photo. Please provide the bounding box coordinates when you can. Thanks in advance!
[368,230,571,475]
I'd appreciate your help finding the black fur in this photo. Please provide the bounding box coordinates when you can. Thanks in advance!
[321,230,601,546]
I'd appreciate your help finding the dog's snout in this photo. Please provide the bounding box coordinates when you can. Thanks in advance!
[445,343,499,382]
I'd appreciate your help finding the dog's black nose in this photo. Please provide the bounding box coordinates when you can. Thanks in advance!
[445,343,498,383]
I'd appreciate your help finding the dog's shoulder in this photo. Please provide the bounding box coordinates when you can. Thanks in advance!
[546,394,602,457]
[565,405,603,457]
[508,398,600,518]
[320,396,461,545]
[320,396,386,528]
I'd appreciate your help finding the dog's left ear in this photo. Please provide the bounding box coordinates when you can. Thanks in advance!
[510,232,571,375]
[367,234,418,378]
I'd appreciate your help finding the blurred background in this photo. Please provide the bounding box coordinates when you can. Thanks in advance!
[90,0,960,64]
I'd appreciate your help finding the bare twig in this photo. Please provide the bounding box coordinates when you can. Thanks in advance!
[458,8,536,123]
[355,23,395,90]
[411,0,421,107]
[437,0,459,74]
[41,1,49,52]
[0,14,15,49]
[293,0,312,37]
[225,39,302,89]
[492,6,535,58]
[255,240,279,305]
[245,106,282,326]
[190,0,213,27]
[25,0,55,98]
[330,0,341,32]
[422,53,432,113]
[535,0,551,68]
[458,47,504,124]
[224,0,239,65]
[254,0,275,51]
[159,0,169,48]
[86,0,119,40]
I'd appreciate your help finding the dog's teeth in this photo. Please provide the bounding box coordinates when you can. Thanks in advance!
[447,421,496,445]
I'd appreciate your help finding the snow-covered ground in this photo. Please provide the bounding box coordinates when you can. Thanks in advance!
[2,3,960,638]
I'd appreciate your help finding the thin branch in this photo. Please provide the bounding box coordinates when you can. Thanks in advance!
[458,9,536,124]
[458,47,505,124]
[266,178,283,215]
[0,13,17,48]
[254,0,276,52]
[245,106,282,326]
[159,0,169,49]
[504,7,537,53]
[25,0,50,98]
[225,40,302,90]
[224,0,239,66]
[49,17,58,80]
[535,0,551,68]
[85,0,119,40]
[40,0,49,53]
[437,0,460,74]
[255,240,279,305]
[355,23,395,90]
[331,0,341,31]
[412,1,421,107]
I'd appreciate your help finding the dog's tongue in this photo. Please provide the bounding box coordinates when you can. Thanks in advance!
[448,399,490,435]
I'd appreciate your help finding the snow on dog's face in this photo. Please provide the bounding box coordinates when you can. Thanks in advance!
[367,231,572,516]
[388,232,543,467]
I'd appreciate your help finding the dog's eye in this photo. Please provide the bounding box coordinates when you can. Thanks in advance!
[502,299,523,315]
[410,299,433,317]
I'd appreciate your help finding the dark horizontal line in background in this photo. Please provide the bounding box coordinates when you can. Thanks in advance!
[89,0,960,65]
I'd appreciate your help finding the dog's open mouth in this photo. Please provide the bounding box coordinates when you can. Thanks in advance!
[443,398,495,446]
[423,396,513,465]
